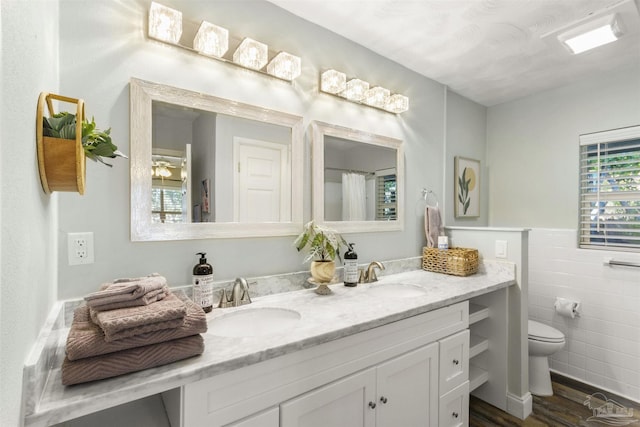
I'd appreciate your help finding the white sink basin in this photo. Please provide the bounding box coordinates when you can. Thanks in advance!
[208,307,301,337]
[366,283,427,298]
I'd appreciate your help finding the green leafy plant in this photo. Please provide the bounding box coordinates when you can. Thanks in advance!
[43,112,127,167]
[458,167,471,214]
[294,220,348,262]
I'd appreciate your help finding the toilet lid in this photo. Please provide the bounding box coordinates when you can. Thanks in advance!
[528,320,565,343]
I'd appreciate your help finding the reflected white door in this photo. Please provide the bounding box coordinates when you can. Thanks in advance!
[233,138,290,222]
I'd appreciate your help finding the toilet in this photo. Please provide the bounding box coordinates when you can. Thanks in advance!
[528,320,565,396]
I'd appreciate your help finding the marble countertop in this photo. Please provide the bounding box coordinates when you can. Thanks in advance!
[24,261,515,426]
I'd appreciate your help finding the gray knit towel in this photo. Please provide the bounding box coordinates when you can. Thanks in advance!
[84,274,168,310]
[90,292,187,342]
[66,292,207,361]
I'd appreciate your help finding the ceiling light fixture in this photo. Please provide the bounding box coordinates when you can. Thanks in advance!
[559,14,623,54]
[146,2,301,82]
[320,69,409,114]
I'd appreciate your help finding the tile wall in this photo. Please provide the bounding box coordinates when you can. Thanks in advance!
[528,228,640,402]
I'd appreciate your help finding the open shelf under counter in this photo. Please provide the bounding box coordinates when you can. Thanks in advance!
[469,303,489,325]
[469,333,489,359]
[469,364,489,393]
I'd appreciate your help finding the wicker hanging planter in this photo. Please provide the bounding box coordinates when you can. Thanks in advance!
[36,92,86,194]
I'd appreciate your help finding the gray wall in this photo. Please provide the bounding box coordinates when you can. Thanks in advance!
[1,2,59,426]
[56,0,476,299]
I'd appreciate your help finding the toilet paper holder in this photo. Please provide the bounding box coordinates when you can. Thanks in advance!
[554,297,581,318]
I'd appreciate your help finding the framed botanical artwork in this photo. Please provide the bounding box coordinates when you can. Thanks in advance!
[201,179,210,214]
[455,157,480,218]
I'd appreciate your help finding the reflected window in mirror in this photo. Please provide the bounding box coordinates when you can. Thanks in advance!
[311,121,404,233]
[130,78,303,241]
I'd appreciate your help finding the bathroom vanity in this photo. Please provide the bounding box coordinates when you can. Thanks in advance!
[22,261,517,427]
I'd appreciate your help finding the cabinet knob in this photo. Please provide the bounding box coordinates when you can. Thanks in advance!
[380,396,388,404]
[452,412,459,418]
[452,359,460,365]
[368,401,377,409]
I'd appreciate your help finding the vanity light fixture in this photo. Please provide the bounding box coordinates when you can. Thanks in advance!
[148,2,183,44]
[320,69,409,114]
[558,14,623,54]
[146,2,301,82]
[233,37,268,70]
[193,21,229,58]
[267,52,302,81]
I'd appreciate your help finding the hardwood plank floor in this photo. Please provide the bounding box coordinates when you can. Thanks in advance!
[470,373,640,426]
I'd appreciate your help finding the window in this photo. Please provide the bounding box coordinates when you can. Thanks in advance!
[152,187,184,223]
[579,125,640,251]
[376,168,397,220]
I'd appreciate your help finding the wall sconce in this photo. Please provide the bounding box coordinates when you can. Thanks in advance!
[320,69,409,114]
[147,2,301,82]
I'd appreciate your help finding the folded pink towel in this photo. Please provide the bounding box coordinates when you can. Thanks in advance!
[90,292,187,342]
[62,334,204,385]
[84,274,168,310]
[66,293,207,361]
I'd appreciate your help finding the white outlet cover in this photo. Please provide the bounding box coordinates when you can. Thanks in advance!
[68,232,95,265]
[495,240,507,259]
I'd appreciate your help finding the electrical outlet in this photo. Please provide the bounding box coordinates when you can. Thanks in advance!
[495,240,508,259]
[68,232,94,265]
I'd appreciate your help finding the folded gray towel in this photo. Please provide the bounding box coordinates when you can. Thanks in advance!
[84,274,168,310]
[66,292,207,361]
[90,292,187,342]
[88,286,170,312]
[61,334,204,385]
[424,206,442,248]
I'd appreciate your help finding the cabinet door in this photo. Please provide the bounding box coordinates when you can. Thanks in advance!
[439,329,469,395]
[280,368,376,427]
[224,407,278,427]
[439,381,469,427]
[375,342,439,427]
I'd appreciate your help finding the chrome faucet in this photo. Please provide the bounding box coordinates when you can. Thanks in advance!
[218,277,252,308]
[361,261,385,283]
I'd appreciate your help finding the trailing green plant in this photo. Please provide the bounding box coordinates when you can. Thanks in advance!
[42,112,127,167]
[294,220,348,263]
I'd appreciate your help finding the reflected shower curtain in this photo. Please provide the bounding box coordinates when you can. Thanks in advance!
[342,173,366,221]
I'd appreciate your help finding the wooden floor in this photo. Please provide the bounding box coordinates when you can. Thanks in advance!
[470,373,640,426]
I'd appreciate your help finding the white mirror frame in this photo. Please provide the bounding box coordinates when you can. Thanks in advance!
[311,121,404,233]
[130,78,304,241]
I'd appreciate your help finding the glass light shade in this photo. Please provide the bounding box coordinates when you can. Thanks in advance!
[154,166,172,178]
[267,52,301,81]
[233,38,268,70]
[194,21,229,58]
[148,2,183,44]
[342,79,369,101]
[364,87,390,108]
[385,94,409,113]
[321,69,346,94]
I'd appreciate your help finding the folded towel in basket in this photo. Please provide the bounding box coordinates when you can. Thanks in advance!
[61,334,204,385]
[90,292,187,342]
[84,274,168,311]
[66,293,207,361]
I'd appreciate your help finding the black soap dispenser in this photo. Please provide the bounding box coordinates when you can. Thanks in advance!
[193,252,214,313]
[343,243,358,287]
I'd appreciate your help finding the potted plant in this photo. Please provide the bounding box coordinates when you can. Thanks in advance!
[294,220,348,290]
[42,112,127,167]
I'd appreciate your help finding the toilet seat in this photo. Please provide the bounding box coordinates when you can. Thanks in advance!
[528,320,565,343]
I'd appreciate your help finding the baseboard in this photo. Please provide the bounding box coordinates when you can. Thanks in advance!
[506,391,533,420]
[550,370,640,406]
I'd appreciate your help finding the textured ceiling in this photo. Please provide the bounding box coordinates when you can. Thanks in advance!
[267,0,640,106]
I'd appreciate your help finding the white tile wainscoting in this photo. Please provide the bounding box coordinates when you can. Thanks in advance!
[528,228,640,402]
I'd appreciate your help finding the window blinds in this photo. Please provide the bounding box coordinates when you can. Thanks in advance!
[376,168,397,221]
[579,125,640,251]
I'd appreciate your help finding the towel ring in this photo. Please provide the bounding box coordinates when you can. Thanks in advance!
[422,189,439,207]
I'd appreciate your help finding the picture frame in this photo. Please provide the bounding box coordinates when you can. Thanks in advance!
[455,157,480,218]
[201,179,210,214]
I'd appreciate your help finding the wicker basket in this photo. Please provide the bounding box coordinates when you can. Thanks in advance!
[422,247,479,276]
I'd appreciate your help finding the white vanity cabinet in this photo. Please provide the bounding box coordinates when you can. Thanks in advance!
[179,302,468,427]
[281,343,439,427]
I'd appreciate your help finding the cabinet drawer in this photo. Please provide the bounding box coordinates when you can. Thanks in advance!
[439,329,469,395]
[439,381,469,427]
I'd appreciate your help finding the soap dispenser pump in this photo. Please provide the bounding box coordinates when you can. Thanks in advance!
[193,252,214,313]
[343,243,358,287]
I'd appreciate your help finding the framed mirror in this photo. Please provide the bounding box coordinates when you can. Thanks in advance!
[311,121,404,233]
[130,78,303,241]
